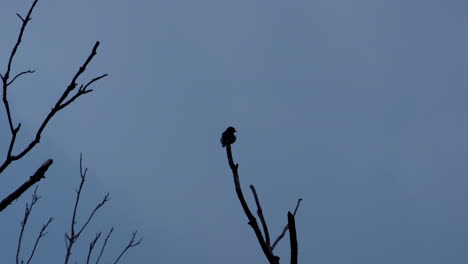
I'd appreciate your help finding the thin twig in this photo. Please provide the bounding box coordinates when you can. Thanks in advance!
[27,217,54,264]
[59,74,107,110]
[0,41,106,178]
[113,231,142,264]
[271,198,303,250]
[250,185,271,247]
[287,212,298,264]
[3,0,39,105]
[77,193,110,238]
[1,0,39,173]
[95,227,114,264]
[225,145,279,264]
[16,187,40,264]
[0,159,53,213]
[64,154,110,264]
[87,232,102,264]
[11,41,106,164]
[8,70,36,86]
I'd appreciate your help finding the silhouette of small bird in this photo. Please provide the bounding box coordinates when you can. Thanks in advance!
[221,126,237,147]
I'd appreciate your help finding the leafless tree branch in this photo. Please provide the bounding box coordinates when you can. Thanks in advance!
[223,129,303,263]
[26,217,54,264]
[287,212,298,264]
[271,198,303,250]
[7,41,106,167]
[0,0,107,183]
[0,159,53,212]
[7,70,36,86]
[225,145,279,264]
[87,232,102,264]
[1,0,39,176]
[95,227,114,264]
[64,154,110,264]
[16,187,40,264]
[250,185,271,247]
[113,231,143,264]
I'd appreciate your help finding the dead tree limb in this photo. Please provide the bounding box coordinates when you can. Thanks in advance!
[223,129,302,263]
[0,159,53,212]
[16,187,54,264]
[288,212,298,264]
[64,154,110,264]
[87,232,102,264]
[250,185,271,247]
[27,217,54,264]
[0,0,107,213]
[63,155,141,264]
[271,198,302,250]
[113,231,143,264]
[225,144,279,264]
[95,227,114,264]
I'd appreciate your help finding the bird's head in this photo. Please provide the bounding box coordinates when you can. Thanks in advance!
[226,126,236,133]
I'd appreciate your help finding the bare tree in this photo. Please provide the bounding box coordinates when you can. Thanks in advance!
[222,127,302,264]
[16,156,142,264]
[0,0,106,212]
[0,0,142,262]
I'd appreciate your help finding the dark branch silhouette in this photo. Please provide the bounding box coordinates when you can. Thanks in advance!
[271,198,302,250]
[0,159,53,212]
[3,1,141,262]
[96,227,114,264]
[113,231,143,264]
[64,155,110,264]
[288,212,298,264]
[0,0,107,213]
[16,187,54,264]
[63,155,141,264]
[27,217,54,264]
[87,232,102,264]
[225,144,279,264]
[250,185,271,247]
[223,128,302,263]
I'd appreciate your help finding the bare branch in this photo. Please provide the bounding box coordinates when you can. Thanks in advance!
[10,41,107,165]
[0,41,107,177]
[287,212,298,264]
[8,70,36,86]
[2,0,38,139]
[77,193,110,238]
[250,185,271,247]
[95,227,114,264]
[64,154,109,264]
[87,232,102,264]
[26,217,54,264]
[113,231,142,264]
[59,73,108,110]
[0,159,53,212]
[16,187,40,264]
[271,198,303,250]
[225,145,279,264]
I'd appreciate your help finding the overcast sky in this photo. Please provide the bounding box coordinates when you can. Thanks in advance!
[1,0,468,263]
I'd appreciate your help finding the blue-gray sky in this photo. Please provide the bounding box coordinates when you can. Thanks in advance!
[1,0,468,263]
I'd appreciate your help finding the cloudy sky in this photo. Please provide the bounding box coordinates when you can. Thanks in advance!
[1,0,468,263]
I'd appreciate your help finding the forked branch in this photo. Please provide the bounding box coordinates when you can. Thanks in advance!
[16,187,54,264]
[223,130,302,264]
[64,155,110,264]
[225,145,279,264]
[0,0,107,180]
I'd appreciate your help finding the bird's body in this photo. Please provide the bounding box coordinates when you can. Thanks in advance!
[221,126,237,147]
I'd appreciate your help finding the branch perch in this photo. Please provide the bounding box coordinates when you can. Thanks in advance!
[225,145,279,264]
